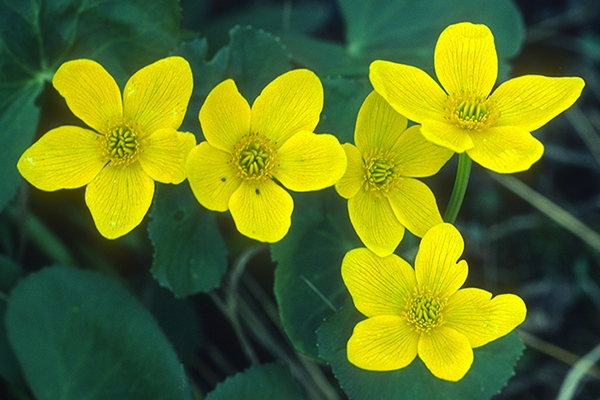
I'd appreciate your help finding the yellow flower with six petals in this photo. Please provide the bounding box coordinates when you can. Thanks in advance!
[342,223,526,381]
[335,91,453,256]
[370,22,585,173]
[17,57,196,239]
[186,69,347,243]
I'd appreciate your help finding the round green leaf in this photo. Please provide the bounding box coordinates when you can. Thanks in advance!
[205,363,305,400]
[149,183,228,298]
[272,190,358,359]
[318,304,525,400]
[5,265,191,400]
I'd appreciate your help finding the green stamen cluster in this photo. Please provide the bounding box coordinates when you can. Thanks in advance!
[100,125,140,166]
[404,289,446,334]
[231,133,278,182]
[445,91,499,131]
[364,151,402,196]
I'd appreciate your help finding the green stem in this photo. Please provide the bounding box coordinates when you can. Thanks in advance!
[443,153,472,224]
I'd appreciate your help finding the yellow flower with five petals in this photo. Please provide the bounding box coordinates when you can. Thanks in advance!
[186,69,347,243]
[342,223,526,381]
[335,91,453,256]
[370,22,585,173]
[17,57,196,239]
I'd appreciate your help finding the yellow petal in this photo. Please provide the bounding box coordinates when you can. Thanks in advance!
[354,91,408,152]
[17,126,105,191]
[493,75,585,132]
[414,223,468,298]
[420,119,474,153]
[387,178,444,238]
[341,248,416,317]
[52,59,122,134]
[348,315,419,371]
[275,131,346,192]
[392,126,454,178]
[123,56,193,135]
[186,142,242,212]
[335,143,364,199]
[434,22,497,96]
[199,79,251,152]
[418,326,473,381]
[229,180,293,242]
[466,126,543,173]
[445,288,526,348]
[251,69,323,146]
[138,129,196,184]
[348,190,405,257]
[369,60,447,124]
[85,162,154,239]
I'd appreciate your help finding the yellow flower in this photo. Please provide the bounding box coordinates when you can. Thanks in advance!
[342,223,526,381]
[17,57,196,239]
[370,22,585,173]
[186,69,347,243]
[335,91,453,257]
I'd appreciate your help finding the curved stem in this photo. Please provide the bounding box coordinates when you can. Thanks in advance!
[443,153,472,224]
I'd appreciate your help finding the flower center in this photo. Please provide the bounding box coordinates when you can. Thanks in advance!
[98,123,141,167]
[445,91,499,131]
[230,133,278,182]
[404,288,446,334]
[363,151,403,197]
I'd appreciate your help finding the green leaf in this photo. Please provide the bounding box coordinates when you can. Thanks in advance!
[205,363,305,400]
[5,265,191,400]
[0,0,185,212]
[0,82,43,211]
[319,76,371,144]
[282,0,525,78]
[272,190,359,359]
[149,183,228,298]
[318,304,525,400]
[0,254,25,388]
[221,25,292,103]
[199,2,331,56]
[147,285,204,365]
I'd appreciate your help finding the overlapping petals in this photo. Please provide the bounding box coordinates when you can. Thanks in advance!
[370,22,585,173]
[18,56,195,239]
[187,69,346,243]
[335,91,452,256]
[343,223,527,381]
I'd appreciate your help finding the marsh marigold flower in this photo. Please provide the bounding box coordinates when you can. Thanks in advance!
[342,223,526,381]
[17,57,195,239]
[186,69,347,243]
[370,22,585,173]
[335,91,453,257]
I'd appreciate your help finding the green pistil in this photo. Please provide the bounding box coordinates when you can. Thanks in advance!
[107,126,137,160]
[456,98,488,122]
[240,144,269,177]
[405,291,445,334]
[231,133,278,182]
[445,91,499,131]
[365,152,400,195]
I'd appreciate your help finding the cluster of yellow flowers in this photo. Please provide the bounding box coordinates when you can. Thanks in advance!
[17,22,584,381]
